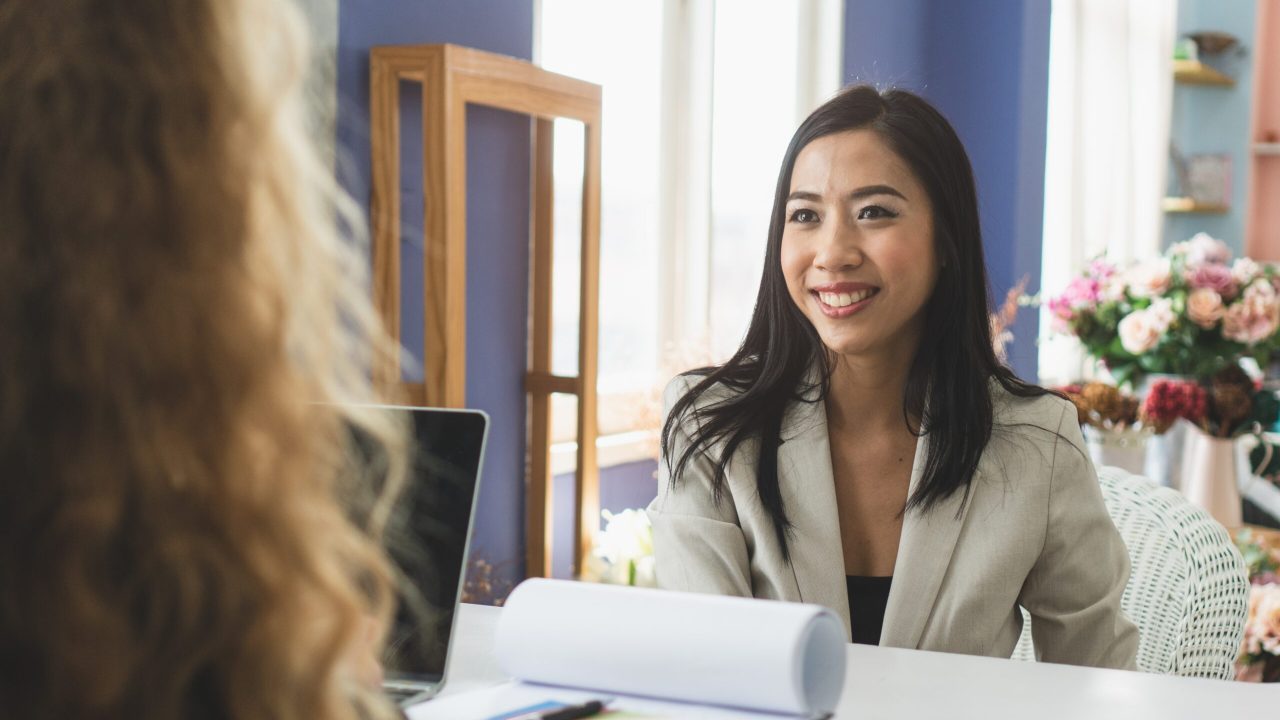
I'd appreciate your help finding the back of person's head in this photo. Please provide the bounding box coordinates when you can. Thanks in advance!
[0,1,406,718]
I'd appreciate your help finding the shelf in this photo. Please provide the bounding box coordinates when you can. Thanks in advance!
[1256,142,1280,156]
[1163,196,1229,214]
[1173,59,1235,86]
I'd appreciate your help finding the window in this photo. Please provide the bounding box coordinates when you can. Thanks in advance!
[537,0,843,454]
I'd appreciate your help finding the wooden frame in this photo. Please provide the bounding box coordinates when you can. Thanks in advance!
[369,44,602,578]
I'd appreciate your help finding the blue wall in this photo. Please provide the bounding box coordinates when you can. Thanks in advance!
[1167,0,1258,254]
[336,0,535,594]
[550,460,660,580]
[843,0,1052,381]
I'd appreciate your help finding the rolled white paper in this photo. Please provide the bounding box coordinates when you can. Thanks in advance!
[495,578,846,716]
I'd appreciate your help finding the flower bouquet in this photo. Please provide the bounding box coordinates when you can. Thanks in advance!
[1144,368,1280,526]
[1235,528,1280,682]
[1141,366,1280,439]
[1046,233,1280,388]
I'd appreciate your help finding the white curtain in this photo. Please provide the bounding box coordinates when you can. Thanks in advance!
[1038,0,1178,385]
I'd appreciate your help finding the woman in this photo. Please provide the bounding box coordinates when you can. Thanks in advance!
[0,1,408,718]
[650,86,1139,669]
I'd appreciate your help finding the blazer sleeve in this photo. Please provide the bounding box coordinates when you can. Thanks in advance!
[646,376,753,598]
[1018,404,1141,670]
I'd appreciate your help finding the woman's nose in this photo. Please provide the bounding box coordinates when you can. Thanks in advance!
[813,221,864,271]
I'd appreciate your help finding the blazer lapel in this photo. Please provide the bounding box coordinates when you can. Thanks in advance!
[880,429,975,649]
[776,385,852,637]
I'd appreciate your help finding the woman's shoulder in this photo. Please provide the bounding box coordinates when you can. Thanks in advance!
[989,380,1075,433]
[662,370,739,413]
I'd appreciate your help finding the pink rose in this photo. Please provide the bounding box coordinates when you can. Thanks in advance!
[1184,263,1238,299]
[1223,284,1280,345]
[1118,309,1162,354]
[1186,288,1225,329]
[1060,276,1100,309]
[1087,258,1118,281]
[1243,585,1280,656]
[1046,297,1074,332]
[1047,276,1101,332]
[1126,258,1172,298]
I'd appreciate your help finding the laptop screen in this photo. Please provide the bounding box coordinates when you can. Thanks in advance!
[351,406,488,684]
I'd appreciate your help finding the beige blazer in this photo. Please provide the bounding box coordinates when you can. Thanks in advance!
[648,374,1140,670]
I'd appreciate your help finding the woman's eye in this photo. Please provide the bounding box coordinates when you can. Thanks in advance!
[789,208,819,223]
[857,205,898,220]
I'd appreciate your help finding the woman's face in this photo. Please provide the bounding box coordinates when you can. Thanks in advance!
[780,129,938,363]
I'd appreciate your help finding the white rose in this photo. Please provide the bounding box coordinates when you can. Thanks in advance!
[1146,297,1177,331]
[1126,258,1172,299]
[1245,278,1278,301]
[1172,232,1232,266]
[1233,258,1262,286]
[1099,274,1127,303]
[1119,309,1161,354]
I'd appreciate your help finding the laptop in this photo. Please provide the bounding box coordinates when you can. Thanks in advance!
[346,405,489,708]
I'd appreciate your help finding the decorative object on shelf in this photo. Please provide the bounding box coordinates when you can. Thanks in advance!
[1233,528,1280,682]
[1187,31,1240,56]
[1172,30,1242,86]
[1042,233,1280,389]
[1172,59,1235,87]
[1166,145,1231,213]
[1186,154,1232,207]
[580,509,655,587]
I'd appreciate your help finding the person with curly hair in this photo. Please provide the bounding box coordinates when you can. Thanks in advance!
[0,1,410,718]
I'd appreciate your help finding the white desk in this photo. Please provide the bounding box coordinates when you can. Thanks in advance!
[419,604,1278,719]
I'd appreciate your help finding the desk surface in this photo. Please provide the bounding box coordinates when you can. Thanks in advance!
[420,603,1278,719]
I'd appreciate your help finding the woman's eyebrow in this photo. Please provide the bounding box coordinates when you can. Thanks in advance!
[785,184,908,203]
[785,190,823,203]
[848,184,907,201]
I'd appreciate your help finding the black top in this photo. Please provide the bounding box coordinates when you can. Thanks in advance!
[846,575,893,645]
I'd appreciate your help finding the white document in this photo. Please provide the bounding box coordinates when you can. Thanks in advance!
[414,578,846,719]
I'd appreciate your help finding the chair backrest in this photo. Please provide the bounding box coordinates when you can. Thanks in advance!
[1011,465,1249,679]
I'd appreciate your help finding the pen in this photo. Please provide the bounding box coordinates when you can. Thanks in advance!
[507,699,608,720]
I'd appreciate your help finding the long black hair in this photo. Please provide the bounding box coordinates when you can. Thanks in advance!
[660,85,1050,560]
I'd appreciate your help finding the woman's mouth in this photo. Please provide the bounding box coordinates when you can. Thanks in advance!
[812,287,879,318]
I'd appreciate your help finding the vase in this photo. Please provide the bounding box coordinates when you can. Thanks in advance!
[1138,374,1196,489]
[1180,425,1243,528]
[1082,426,1149,475]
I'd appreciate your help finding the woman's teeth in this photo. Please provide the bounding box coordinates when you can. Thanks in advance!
[817,289,875,307]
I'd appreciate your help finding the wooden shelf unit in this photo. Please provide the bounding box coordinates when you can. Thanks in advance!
[1173,59,1235,86]
[1163,196,1229,214]
[369,45,604,579]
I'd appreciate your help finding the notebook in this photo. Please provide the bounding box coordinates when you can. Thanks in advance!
[347,405,489,708]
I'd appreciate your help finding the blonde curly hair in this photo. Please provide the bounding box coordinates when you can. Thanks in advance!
[0,1,407,718]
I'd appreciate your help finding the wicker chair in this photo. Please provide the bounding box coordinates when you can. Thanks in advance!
[1011,465,1250,679]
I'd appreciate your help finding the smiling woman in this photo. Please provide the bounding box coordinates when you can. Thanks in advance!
[648,85,1140,668]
